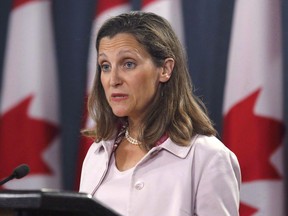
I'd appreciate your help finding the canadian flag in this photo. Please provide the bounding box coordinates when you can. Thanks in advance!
[0,0,61,189]
[75,0,131,190]
[141,0,185,45]
[222,0,285,215]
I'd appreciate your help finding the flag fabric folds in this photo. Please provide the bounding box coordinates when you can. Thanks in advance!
[0,0,61,189]
[141,0,185,45]
[223,0,285,215]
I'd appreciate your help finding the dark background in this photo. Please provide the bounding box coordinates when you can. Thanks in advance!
[0,1,287,207]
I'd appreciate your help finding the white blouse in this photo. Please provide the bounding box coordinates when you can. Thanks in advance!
[94,154,134,215]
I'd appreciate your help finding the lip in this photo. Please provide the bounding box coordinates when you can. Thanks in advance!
[110,93,128,102]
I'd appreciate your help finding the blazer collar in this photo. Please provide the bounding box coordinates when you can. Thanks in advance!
[93,139,115,156]
[158,135,198,159]
[93,134,198,159]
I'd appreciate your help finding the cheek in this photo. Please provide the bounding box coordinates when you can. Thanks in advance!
[100,75,108,91]
[135,75,159,99]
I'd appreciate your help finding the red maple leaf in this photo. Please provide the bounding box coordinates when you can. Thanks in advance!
[239,203,258,216]
[223,89,285,182]
[0,95,59,180]
[13,0,39,10]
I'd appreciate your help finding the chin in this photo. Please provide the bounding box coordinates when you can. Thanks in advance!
[112,110,128,118]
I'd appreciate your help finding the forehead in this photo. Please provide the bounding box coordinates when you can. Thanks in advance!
[98,33,153,61]
[99,33,144,52]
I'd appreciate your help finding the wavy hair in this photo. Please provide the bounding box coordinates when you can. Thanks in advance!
[84,11,216,150]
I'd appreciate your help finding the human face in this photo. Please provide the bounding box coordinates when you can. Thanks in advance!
[98,33,163,124]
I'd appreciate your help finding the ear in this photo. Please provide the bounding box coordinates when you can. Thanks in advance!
[159,58,175,83]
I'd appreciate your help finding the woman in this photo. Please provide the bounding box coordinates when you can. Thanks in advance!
[80,11,241,216]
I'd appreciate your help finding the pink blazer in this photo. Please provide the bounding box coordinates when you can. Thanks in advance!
[80,134,241,216]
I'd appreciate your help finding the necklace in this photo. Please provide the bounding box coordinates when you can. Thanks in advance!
[125,128,141,145]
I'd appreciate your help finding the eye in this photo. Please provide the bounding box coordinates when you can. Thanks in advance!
[124,61,136,69]
[100,63,111,72]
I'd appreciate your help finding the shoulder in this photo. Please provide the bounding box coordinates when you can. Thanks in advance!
[191,134,235,157]
[190,135,240,172]
[160,134,236,161]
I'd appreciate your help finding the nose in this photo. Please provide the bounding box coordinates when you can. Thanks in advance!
[109,68,122,87]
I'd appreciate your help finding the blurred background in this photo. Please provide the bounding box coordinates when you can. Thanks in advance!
[0,0,287,215]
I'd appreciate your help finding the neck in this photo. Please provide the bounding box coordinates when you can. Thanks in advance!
[127,119,141,137]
